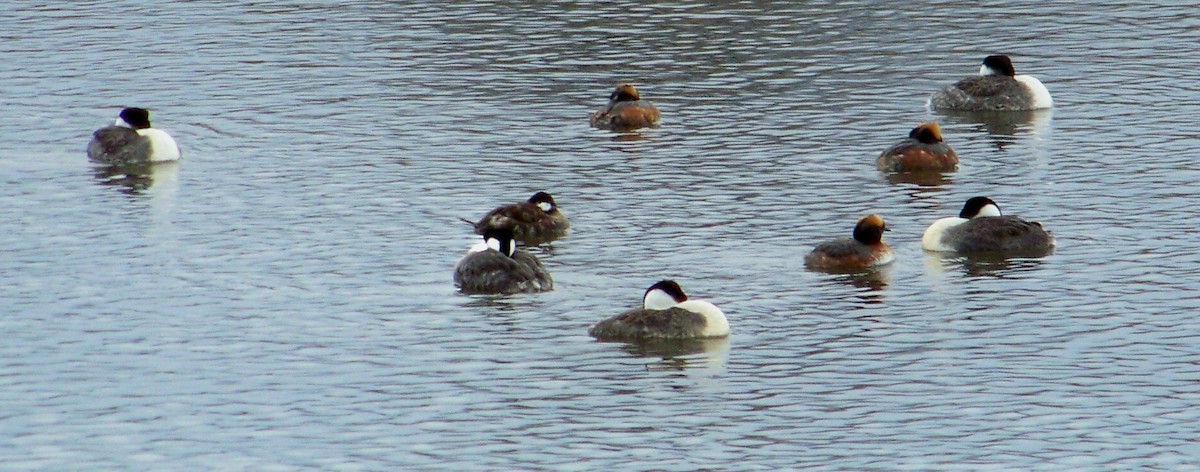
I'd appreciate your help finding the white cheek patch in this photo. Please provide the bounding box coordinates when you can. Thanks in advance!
[643,289,680,310]
[485,237,501,252]
[980,64,997,76]
[537,202,553,212]
[114,117,132,128]
[978,204,1002,217]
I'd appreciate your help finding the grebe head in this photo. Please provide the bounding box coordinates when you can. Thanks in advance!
[642,279,688,310]
[980,55,1016,77]
[528,191,557,213]
[116,107,152,129]
[908,122,944,144]
[610,84,641,102]
[852,214,889,245]
[959,197,1003,218]
[482,227,516,257]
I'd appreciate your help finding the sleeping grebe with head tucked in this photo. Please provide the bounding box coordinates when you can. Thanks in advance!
[467,191,570,245]
[922,196,1055,255]
[929,55,1053,111]
[87,107,181,164]
[588,280,728,340]
[876,122,958,172]
[805,214,895,271]
[454,227,553,294]
[590,83,661,131]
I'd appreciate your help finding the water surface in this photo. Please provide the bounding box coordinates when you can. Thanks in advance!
[2,1,1200,470]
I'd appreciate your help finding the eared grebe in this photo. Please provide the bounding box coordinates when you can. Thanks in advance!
[805,214,895,271]
[876,122,958,172]
[590,83,661,131]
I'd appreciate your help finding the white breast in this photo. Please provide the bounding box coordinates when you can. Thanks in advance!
[921,217,968,252]
[1015,75,1053,109]
[136,128,181,162]
[872,248,896,266]
[676,300,729,337]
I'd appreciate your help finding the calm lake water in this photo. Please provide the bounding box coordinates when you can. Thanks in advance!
[3,1,1199,470]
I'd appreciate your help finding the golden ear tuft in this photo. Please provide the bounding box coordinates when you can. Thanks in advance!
[921,122,943,141]
[860,214,886,228]
[614,83,640,100]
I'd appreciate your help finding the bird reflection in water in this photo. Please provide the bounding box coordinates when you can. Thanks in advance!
[92,161,179,196]
[600,336,730,372]
[828,266,893,306]
[924,251,1048,278]
[885,169,955,188]
[933,109,1053,152]
[609,131,651,143]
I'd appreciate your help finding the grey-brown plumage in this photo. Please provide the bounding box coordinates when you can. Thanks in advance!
[453,227,553,294]
[88,125,153,165]
[943,216,1055,255]
[930,75,1036,111]
[805,238,874,263]
[470,192,569,245]
[930,55,1045,111]
[588,307,708,340]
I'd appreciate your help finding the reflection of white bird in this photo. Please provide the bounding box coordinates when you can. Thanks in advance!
[87,108,181,164]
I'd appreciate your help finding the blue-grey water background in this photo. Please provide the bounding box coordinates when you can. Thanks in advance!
[3,1,1199,470]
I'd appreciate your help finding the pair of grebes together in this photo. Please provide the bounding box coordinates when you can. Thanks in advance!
[86,56,1054,342]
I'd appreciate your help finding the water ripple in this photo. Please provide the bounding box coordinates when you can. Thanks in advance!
[2,1,1200,470]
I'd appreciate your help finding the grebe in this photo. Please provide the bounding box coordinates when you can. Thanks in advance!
[87,107,181,164]
[929,55,1053,111]
[588,280,728,340]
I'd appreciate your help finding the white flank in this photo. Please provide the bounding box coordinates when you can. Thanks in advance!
[922,217,968,251]
[873,249,896,266]
[1015,75,1053,109]
[137,129,181,162]
[676,300,729,337]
